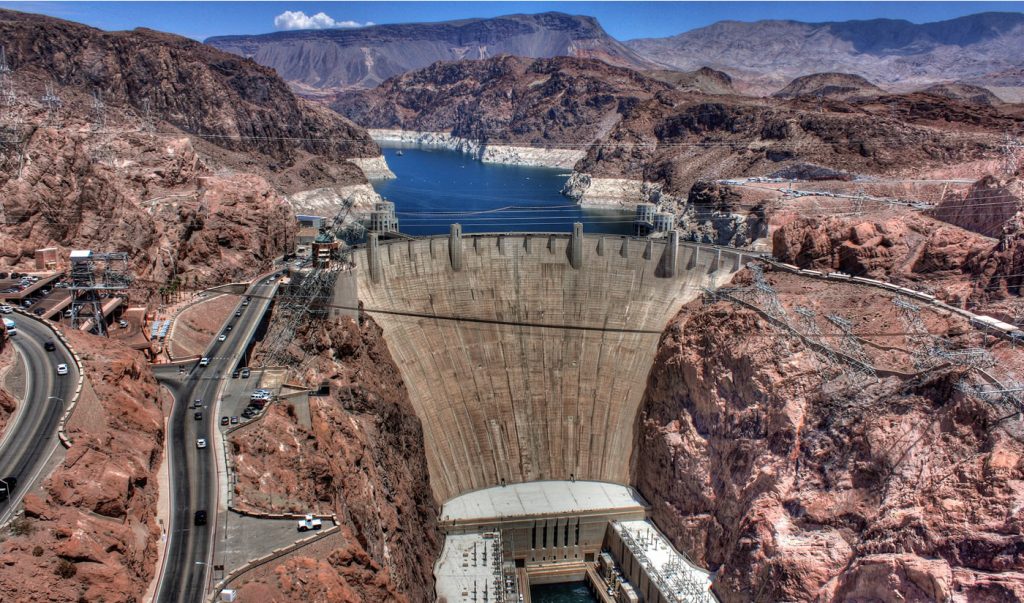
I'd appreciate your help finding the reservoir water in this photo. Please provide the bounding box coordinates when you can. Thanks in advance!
[371,143,633,237]
[531,581,599,603]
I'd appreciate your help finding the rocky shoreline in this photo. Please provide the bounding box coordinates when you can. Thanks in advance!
[348,155,396,180]
[286,184,383,221]
[368,129,585,170]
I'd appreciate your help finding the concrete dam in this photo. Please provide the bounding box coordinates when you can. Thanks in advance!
[353,225,752,503]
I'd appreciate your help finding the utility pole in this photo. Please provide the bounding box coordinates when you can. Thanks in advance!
[40,83,61,125]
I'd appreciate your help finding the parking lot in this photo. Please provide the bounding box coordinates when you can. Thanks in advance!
[215,368,286,429]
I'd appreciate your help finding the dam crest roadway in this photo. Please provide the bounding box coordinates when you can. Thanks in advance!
[353,225,753,502]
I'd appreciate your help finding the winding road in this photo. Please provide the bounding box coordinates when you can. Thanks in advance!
[153,275,279,603]
[0,314,78,525]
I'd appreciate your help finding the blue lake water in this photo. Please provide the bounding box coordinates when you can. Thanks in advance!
[531,581,599,603]
[371,143,633,237]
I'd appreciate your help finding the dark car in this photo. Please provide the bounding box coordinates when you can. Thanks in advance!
[239,368,250,379]
[225,325,233,332]
[234,310,241,317]
[230,416,239,425]
[220,416,229,426]
[0,476,17,501]
[33,308,45,316]
[9,272,19,278]
[194,411,203,421]
[0,272,7,279]
[194,510,207,526]
[231,369,239,378]
[43,340,56,351]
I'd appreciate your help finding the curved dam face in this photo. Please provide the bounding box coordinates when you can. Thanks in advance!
[353,229,750,502]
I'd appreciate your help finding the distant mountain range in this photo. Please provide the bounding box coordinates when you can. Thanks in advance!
[626,12,1024,96]
[206,11,1024,100]
[205,12,657,95]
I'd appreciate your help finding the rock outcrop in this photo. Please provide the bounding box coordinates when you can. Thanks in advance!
[773,72,886,101]
[0,331,164,603]
[229,317,440,602]
[633,272,1024,602]
[920,82,1005,106]
[206,12,659,94]
[0,9,384,291]
[673,180,768,247]
[334,56,671,150]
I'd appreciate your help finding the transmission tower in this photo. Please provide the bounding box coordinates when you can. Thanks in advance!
[825,313,876,379]
[1002,134,1023,177]
[68,251,132,337]
[40,83,61,125]
[892,297,942,371]
[140,96,154,132]
[794,306,840,379]
[0,46,15,120]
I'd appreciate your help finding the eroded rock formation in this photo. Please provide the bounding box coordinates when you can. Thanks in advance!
[633,272,1024,602]
[0,9,383,291]
[229,317,440,602]
[0,331,164,603]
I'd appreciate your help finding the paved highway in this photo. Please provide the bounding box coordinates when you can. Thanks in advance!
[153,275,279,603]
[0,314,78,525]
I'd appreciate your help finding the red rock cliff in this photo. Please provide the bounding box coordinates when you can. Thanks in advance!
[633,272,1024,602]
[0,331,164,603]
[229,317,441,602]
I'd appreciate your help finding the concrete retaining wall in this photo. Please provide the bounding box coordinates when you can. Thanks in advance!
[210,524,343,602]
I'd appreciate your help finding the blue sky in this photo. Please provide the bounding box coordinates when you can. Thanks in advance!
[1,1,1021,41]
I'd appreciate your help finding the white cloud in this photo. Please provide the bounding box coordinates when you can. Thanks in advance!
[273,10,373,31]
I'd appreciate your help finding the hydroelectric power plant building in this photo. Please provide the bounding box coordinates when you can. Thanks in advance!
[345,224,753,600]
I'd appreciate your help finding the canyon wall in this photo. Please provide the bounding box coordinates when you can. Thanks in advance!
[0,9,383,290]
[229,317,440,602]
[632,270,1024,601]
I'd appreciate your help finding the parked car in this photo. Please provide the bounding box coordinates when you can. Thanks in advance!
[224,325,233,332]
[44,341,55,351]
[296,514,322,532]
[9,272,19,278]
[231,369,239,379]
[0,305,11,314]
[230,416,239,425]
[118,319,128,328]
[56,363,69,375]
[194,411,203,421]
[239,368,251,379]
[218,334,227,342]
[196,438,207,449]
[194,510,207,526]
[220,416,230,426]
[33,308,45,316]
[0,272,7,279]
[234,310,242,317]
[198,357,210,367]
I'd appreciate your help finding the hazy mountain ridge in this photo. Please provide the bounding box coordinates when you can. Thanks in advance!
[626,12,1024,96]
[206,12,659,94]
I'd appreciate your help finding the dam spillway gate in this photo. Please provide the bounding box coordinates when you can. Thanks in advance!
[352,227,752,502]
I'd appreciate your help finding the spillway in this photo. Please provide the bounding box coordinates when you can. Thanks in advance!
[353,227,750,502]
